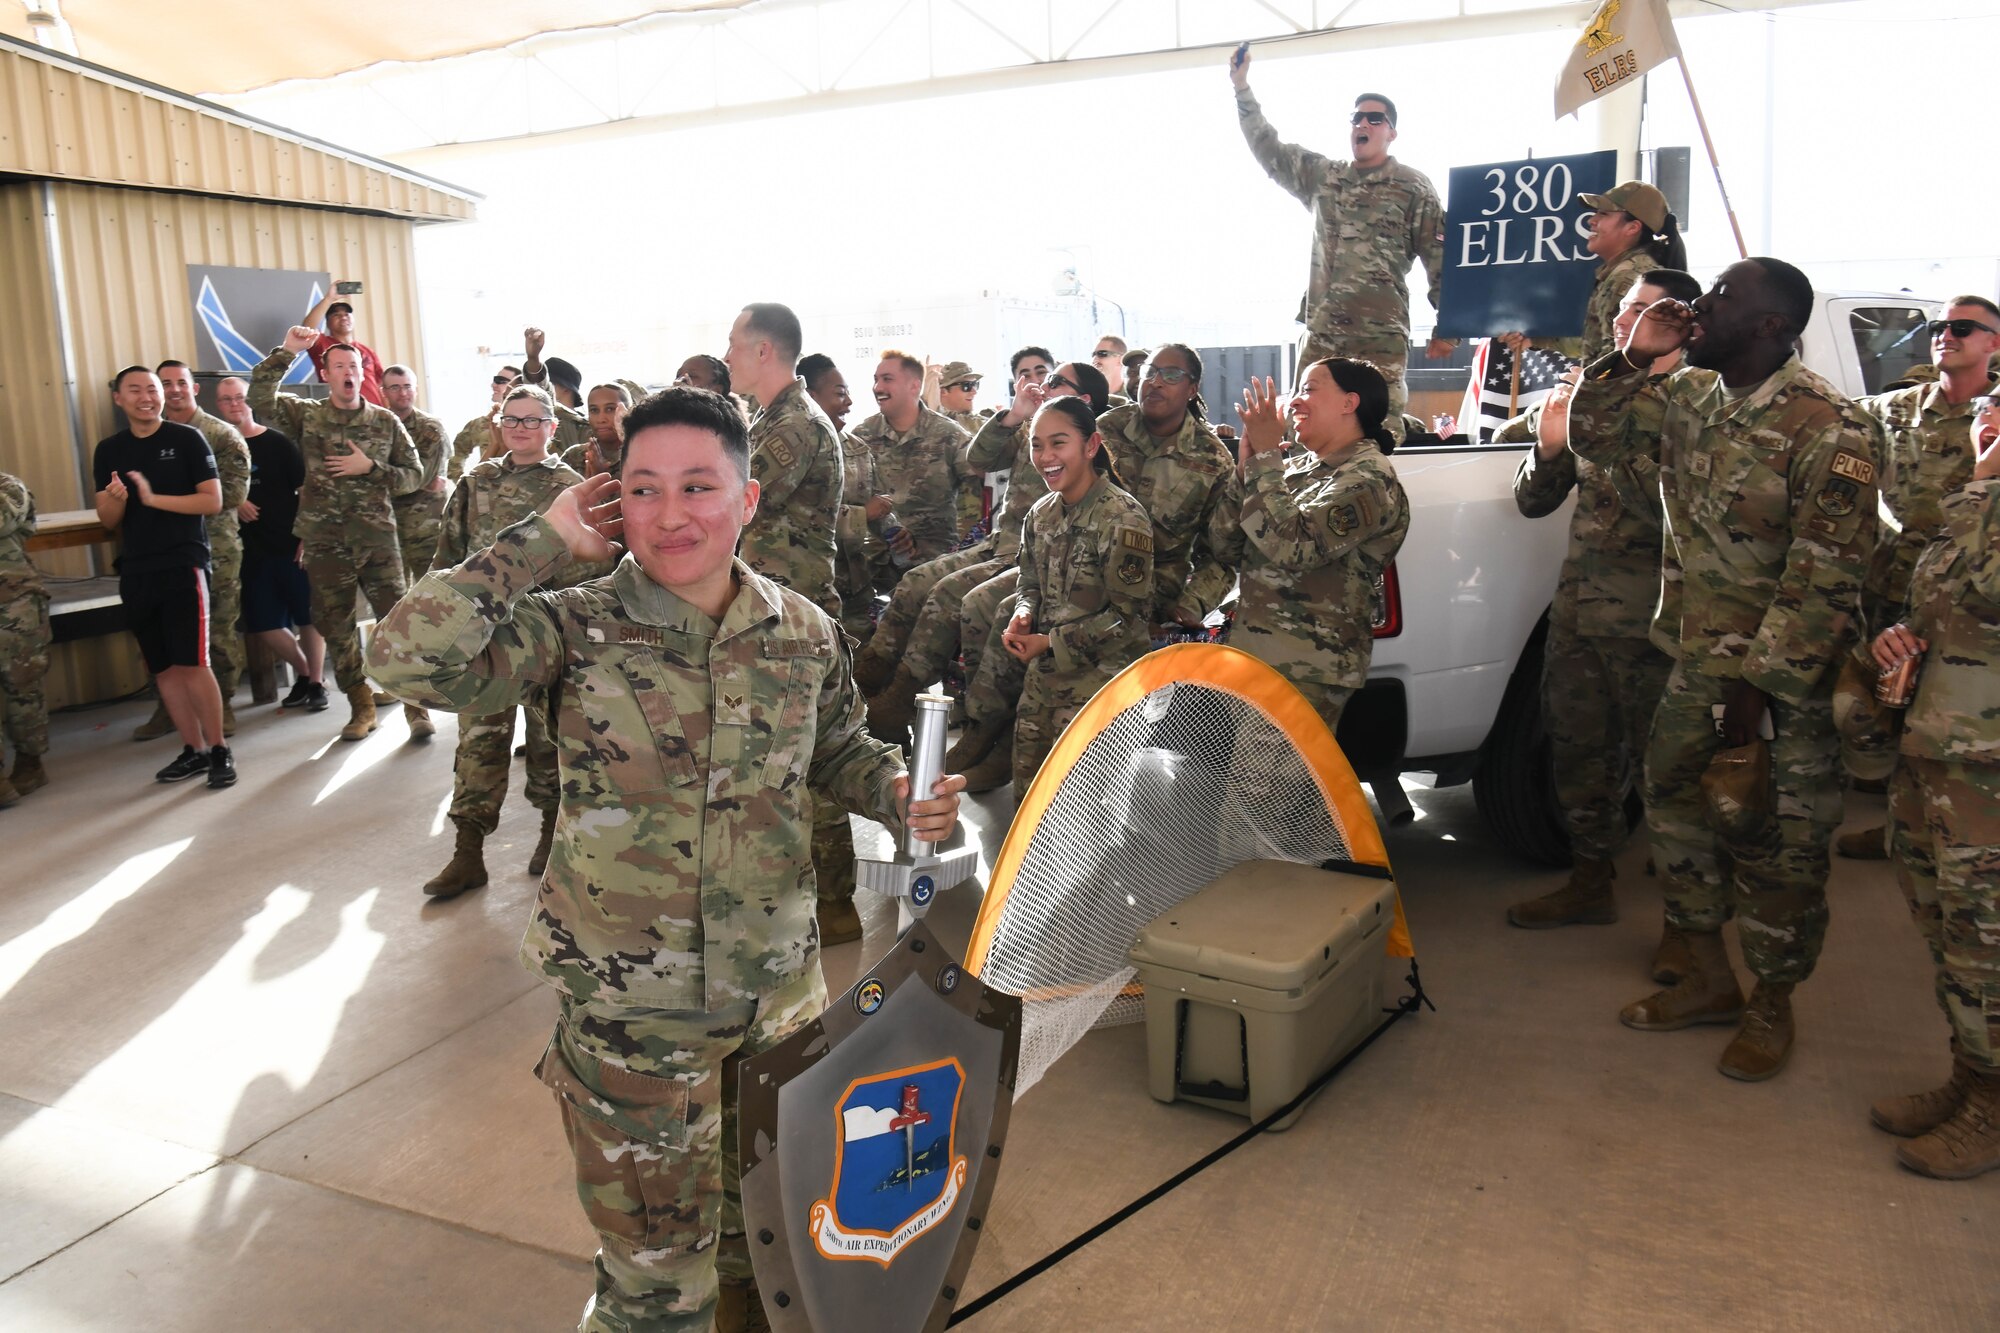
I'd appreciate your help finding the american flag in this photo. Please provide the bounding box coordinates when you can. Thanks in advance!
[1456,340,1579,444]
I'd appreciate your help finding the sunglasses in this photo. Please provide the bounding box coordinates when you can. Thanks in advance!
[1141,365,1195,384]
[949,380,979,393]
[492,374,517,386]
[1929,318,1998,340]
[1091,350,1118,359]
[499,415,551,429]
[1350,110,1391,126]
[1044,374,1082,394]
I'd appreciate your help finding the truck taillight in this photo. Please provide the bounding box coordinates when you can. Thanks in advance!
[1372,562,1402,638]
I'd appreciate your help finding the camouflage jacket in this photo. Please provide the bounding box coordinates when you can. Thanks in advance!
[366,516,908,1009]
[0,472,43,602]
[1015,477,1154,678]
[965,412,1045,564]
[945,408,990,529]
[1235,440,1409,691]
[1857,376,1991,624]
[391,406,450,544]
[1509,374,1674,641]
[1582,249,1660,366]
[435,454,605,589]
[451,411,496,479]
[1097,405,1242,624]
[251,348,422,543]
[835,426,882,619]
[176,407,250,553]
[1236,87,1445,342]
[1570,353,1880,703]
[847,406,976,562]
[742,379,843,617]
[1901,477,2000,762]
[559,437,622,479]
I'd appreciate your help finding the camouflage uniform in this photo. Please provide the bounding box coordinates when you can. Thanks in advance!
[0,474,50,761]
[1570,353,1880,984]
[1581,249,1660,366]
[391,406,450,588]
[846,406,975,575]
[181,408,251,700]
[1507,380,1676,859]
[967,405,1239,727]
[366,515,907,1332]
[451,411,497,479]
[433,454,597,837]
[1236,87,1445,430]
[1889,476,2000,1069]
[560,437,623,480]
[251,348,422,695]
[944,407,990,531]
[834,431,883,643]
[1010,477,1155,790]
[1235,440,1409,734]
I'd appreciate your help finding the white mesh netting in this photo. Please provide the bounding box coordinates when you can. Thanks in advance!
[974,675,1358,1098]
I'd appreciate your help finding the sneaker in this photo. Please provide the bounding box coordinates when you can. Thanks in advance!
[155,746,209,783]
[207,745,237,789]
[306,682,330,713]
[281,678,314,709]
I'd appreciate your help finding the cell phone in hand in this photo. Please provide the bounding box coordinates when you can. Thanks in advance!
[334,281,363,296]
[1231,41,1249,70]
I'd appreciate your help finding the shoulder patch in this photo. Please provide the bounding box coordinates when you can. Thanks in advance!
[1117,526,1154,554]
[763,432,798,470]
[1829,451,1876,486]
[1815,476,1859,518]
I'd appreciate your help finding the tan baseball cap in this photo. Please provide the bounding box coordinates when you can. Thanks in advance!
[937,360,981,385]
[1580,180,1668,233]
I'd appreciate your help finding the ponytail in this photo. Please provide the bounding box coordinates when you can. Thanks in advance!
[1641,212,1688,271]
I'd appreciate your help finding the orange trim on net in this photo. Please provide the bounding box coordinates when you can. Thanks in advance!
[965,643,1413,976]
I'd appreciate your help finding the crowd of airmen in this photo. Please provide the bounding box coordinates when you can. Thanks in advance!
[0,45,1994,1333]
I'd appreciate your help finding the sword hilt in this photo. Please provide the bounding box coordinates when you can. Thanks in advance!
[856,692,976,926]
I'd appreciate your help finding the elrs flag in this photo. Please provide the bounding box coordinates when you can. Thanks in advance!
[1555,0,1680,118]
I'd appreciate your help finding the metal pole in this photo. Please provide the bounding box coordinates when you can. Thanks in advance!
[904,693,951,857]
[1676,55,1749,259]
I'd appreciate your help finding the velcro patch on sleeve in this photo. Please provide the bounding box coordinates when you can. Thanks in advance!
[1117,527,1154,554]
[1829,451,1876,485]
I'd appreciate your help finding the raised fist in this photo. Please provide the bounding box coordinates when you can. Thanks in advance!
[282,325,319,354]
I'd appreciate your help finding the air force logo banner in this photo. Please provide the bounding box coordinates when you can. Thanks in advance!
[739,921,1021,1333]
[185,264,330,382]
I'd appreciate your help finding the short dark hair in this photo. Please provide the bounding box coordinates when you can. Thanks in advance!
[797,352,837,392]
[382,363,415,381]
[1748,257,1814,338]
[741,302,803,368]
[1311,358,1395,451]
[154,359,190,375]
[322,342,363,365]
[681,354,732,395]
[1638,268,1702,306]
[1947,293,2000,322]
[1010,345,1055,376]
[588,381,632,404]
[1150,343,1207,420]
[110,365,154,391]
[1064,362,1112,416]
[623,386,752,482]
[1355,92,1397,126]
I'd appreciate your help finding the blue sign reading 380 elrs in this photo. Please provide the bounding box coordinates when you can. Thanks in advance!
[1435,149,1617,339]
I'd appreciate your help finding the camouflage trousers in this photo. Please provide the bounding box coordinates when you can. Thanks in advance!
[904,555,1012,684]
[1644,664,1843,985]
[1889,756,2000,1070]
[1013,655,1127,794]
[962,571,1023,726]
[207,531,245,700]
[305,533,407,695]
[449,699,558,834]
[1298,331,1409,442]
[0,587,51,757]
[1843,588,1904,783]
[811,794,856,912]
[1545,626,1673,859]
[1294,680,1355,740]
[864,544,1004,679]
[537,967,828,1333]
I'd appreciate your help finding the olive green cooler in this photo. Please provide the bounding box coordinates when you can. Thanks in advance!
[1128,859,1395,1130]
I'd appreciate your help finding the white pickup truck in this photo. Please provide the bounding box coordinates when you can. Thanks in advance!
[1343,291,1939,865]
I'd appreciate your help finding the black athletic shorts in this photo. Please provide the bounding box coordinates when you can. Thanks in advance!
[241,551,314,633]
[122,566,211,672]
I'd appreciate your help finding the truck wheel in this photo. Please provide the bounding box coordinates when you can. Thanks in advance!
[1473,620,1571,867]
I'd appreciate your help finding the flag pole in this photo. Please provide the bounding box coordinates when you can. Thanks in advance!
[1675,53,1749,259]
[1507,350,1521,419]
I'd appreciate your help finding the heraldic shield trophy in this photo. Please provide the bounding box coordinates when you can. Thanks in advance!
[740,694,1021,1332]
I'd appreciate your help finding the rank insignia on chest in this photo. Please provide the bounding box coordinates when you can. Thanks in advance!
[1815,477,1859,519]
[1688,453,1713,479]
[1829,451,1877,486]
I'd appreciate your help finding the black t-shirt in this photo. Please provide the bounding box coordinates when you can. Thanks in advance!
[93,421,217,574]
[242,427,305,558]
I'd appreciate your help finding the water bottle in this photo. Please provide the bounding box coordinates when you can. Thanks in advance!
[881,510,914,570]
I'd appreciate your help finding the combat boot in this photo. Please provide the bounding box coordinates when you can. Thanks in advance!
[1873,1049,1973,1137]
[1717,980,1796,1082]
[961,735,1015,795]
[1835,825,1888,860]
[339,686,378,742]
[423,818,489,899]
[851,638,896,695]
[1897,1063,2000,1180]
[0,770,17,808]
[715,1278,772,1333]
[1506,856,1617,928]
[944,714,1009,772]
[405,703,436,741]
[526,806,558,876]
[1619,929,1743,1031]
[866,664,922,744]
[1652,921,1693,985]
[818,890,863,946]
[132,701,175,742]
[221,698,237,737]
[372,689,396,706]
[8,753,47,797]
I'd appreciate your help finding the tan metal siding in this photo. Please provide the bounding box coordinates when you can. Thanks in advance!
[0,184,78,514]
[0,44,476,223]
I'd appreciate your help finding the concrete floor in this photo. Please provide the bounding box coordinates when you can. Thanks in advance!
[1,696,1993,1331]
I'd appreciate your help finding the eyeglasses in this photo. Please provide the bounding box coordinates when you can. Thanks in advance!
[492,374,517,386]
[499,415,551,429]
[1044,374,1082,394]
[1929,318,1999,340]
[950,380,979,393]
[1350,110,1391,126]
[1141,365,1195,384]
